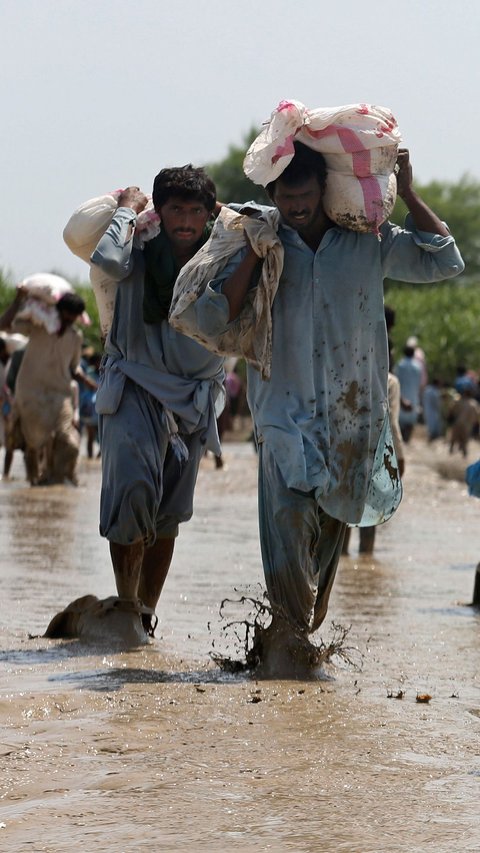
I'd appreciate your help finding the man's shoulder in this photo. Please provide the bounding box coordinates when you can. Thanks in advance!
[68,326,83,344]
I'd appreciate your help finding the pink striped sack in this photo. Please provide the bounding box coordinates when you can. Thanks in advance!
[243,100,401,234]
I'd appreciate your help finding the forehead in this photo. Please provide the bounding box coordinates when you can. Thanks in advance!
[161,194,207,211]
[274,175,321,198]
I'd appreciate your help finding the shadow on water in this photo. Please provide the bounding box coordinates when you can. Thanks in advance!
[0,638,257,690]
[48,665,250,691]
[416,604,480,618]
[0,639,126,666]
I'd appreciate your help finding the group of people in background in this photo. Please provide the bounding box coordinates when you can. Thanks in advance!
[392,334,480,458]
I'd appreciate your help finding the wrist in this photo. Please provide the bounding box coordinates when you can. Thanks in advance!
[398,186,418,206]
[245,243,260,262]
[118,202,142,215]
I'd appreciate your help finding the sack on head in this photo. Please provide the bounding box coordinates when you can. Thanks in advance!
[244,100,401,234]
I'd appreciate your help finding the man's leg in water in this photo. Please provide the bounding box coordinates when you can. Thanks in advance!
[257,443,346,671]
[99,380,172,612]
[137,536,175,613]
[100,381,207,633]
[109,540,145,601]
[135,430,207,630]
[110,536,175,632]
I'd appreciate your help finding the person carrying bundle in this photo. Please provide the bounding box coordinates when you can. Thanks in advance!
[178,109,465,676]
[86,166,225,639]
[0,283,94,485]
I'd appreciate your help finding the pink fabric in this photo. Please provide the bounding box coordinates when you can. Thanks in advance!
[272,133,297,165]
[307,127,384,228]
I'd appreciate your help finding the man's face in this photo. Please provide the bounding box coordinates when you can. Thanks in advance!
[159,195,210,252]
[272,175,324,232]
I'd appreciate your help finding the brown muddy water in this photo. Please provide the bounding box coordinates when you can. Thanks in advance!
[1,435,480,852]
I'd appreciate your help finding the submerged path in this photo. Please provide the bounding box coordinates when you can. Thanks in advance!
[0,436,479,852]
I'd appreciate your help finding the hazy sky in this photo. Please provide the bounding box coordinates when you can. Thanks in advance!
[2,0,478,282]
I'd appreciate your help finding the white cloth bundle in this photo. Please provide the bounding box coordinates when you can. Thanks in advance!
[63,191,160,337]
[169,206,283,380]
[16,273,87,335]
[0,332,28,354]
[244,100,401,233]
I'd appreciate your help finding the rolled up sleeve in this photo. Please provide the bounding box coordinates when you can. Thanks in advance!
[90,207,137,281]
[381,214,465,282]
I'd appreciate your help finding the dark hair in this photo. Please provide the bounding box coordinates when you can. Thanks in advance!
[384,304,396,331]
[403,345,415,358]
[56,292,86,316]
[152,165,216,213]
[267,141,328,198]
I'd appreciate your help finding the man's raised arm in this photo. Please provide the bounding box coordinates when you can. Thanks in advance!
[220,239,261,321]
[90,187,148,281]
[396,149,449,237]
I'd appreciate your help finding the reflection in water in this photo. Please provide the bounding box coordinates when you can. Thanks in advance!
[3,484,77,568]
[336,552,397,621]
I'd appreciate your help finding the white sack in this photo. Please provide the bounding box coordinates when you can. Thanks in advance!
[21,272,73,304]
[89,266,119,339]
[63,191,160,337]
[0,333,28,354]
[16,273,74,334]
[244,100,401,233]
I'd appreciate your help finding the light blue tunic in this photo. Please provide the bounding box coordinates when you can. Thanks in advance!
[192,210,464,524]
[91,207,225,454]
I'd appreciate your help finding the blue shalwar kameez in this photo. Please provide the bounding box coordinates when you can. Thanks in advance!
[91,207,225,546]
[189,209,464,630]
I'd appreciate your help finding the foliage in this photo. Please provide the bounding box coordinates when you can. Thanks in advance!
[390,174,480,279]
[75,281,101,348]
[386,174,480,381]
[385,280,480,382]
[0,268,13,306]
[207,128,269,205]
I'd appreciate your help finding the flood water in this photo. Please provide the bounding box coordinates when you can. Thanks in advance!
[1,435,480,852]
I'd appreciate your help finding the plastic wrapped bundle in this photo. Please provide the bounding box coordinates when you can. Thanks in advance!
[244,100,401,233]
[0,332,28,355]
[63,191,160,337]
[15,273,85,334]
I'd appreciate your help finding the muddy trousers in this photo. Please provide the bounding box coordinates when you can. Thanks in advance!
[258,444,347,634]
[22,399,79,485]
[98,380,207,546]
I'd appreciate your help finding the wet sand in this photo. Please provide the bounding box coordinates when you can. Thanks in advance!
[1,435,480,852]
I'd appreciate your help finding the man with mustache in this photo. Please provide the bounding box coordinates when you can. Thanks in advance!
[90,166,224,640]
[189,141,465,675]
